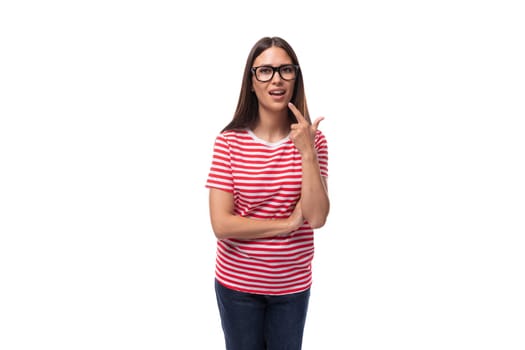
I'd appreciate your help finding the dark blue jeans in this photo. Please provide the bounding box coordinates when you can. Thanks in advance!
[215,279,310,350]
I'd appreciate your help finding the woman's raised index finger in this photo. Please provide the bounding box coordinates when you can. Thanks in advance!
[288,102,308,124]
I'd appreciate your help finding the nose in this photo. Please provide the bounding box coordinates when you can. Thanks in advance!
[270,68,283,83]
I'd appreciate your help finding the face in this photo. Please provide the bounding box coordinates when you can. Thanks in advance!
[251,46,296,114]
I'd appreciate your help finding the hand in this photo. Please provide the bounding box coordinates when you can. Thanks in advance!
[287,199,304,232]
[288,102,324,157]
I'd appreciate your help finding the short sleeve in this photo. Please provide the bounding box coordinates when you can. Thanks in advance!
[205,134,234,192]
[315,131,328,178]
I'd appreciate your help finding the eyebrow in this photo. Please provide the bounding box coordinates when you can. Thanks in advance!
[255,63,294,67]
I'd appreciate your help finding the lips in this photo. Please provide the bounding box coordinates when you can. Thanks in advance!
[269,89,285,96]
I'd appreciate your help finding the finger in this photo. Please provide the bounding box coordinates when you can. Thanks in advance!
[312,116,325,130]
[288,102,308,124]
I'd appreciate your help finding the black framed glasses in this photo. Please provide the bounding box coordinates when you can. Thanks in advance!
[251,64,299,82]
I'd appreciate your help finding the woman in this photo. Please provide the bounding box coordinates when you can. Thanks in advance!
[205,36,329,350]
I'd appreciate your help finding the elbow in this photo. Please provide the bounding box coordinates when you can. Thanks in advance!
[213,230,224,239]
[212,225,227,240]
[214,232,229,240]
[305,204,330,229]
[211,221,230,240]
[308,217,327,229]
[306,212,329,229]
[210,211,237,240]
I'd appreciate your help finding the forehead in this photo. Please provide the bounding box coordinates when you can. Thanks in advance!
[253,46,293,66]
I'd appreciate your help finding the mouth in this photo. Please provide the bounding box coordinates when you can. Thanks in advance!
[269,89,286,96]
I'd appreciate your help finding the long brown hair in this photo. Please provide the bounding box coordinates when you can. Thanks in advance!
[221,36,310,133]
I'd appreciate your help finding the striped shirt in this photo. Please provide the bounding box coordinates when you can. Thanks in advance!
[205,128,328,295]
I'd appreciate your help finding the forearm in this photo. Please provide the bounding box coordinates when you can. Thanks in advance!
[211,214,296,240]
[300,153,330,228]
[209,188,303,240]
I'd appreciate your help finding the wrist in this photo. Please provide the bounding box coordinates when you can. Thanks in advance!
[301,151,317,162]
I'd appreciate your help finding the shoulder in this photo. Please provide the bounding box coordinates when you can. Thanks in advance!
[216,129,250,144]
[220,128,248,138]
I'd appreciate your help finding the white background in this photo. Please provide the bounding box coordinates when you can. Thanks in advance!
[1,1,524,349]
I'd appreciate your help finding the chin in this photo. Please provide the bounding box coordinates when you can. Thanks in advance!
[273,105,288,114]
[261,102,284,113]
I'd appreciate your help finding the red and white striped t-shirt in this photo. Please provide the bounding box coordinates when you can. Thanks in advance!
[205,128,328,295]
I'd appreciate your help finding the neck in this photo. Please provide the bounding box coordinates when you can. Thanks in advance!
[252,109,290,143]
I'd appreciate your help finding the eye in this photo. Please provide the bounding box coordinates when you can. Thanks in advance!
[258,67,273,75]
[281,65,294,74]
